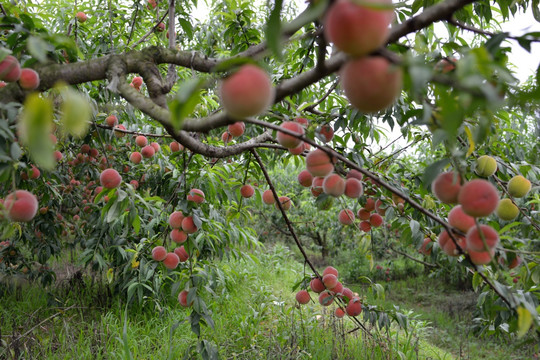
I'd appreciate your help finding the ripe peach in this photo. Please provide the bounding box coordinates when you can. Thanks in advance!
[76,11,87,23]
[130,180,139,189]
[29,166,40,179]
[311,176,324,197]
[187,189,205,203]
[431,172,462,204]
[310,277,325,293]
[318,124,334,143]
[341,57,402,113]
[156,22,165,32]
[114,124,126,137]
[275,196,292,211]
[100,168,122,189]
[435,58,456,73]
[475,155,497,177]
[369,213,383,227]
[170,141,183,152]
[141,145,155,158]
[375,199,386,216]
[364,198,375,212]
[346,297,362,316]
[18,68,40,90]
[151,246,167,261]
[131,76,143,87]
[306,149,334,177]
[507,175,531,198]
[240,185,254,198]
[169,211,185,228]
[496,198,519,221]
[418,238,432,256]
[135,136,148,147]
[358,221,371,232]
[170,229,188,244]
[221,131,233,144]
[447,205,475,232]
[331,281,343,294]
[228,122,245,137]
[458,179,499,217]
[468,248,495,265]
[318,291,334,306]
[0,81,5,87]
[150,142,160,152]
[130,152,142,164]
[219,64,273,119]
[324,0,393,57]
[295,290,311,304]
[341,287,354,301]
[323,266,339,277]
[335,308,345,318]
[437,230,465,257]
[3,190,38,222]
[0,55,21,82]
[344,178,363,198]
[298,170,313,187]
[357,208,371,220]
[81,144,90,154]
[89,148,99,158]
[347,169,363,181]
[106,115,118,127]
[465,225,499,252]
[277,121,305,149]
[289,142,305,155]
[178,290,193,307]
[174,246,189,262]
[323,174,345,197]
[338,209,355,225]
[163,252,179,269]
[262,189,275,205]
[181,216,198,234]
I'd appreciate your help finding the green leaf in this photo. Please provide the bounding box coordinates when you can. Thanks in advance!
[421,159,450,189]
[57,83,92,138]
[516,306,533,338]
[168,78,205,130]
[27,36,54,63]
[266,0,283,60]
[19,93,55,170]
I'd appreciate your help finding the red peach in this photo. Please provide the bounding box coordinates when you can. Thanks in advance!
[277,121,305,149]
[151,246,167,261]
[298,170,313,187]
[458,179,499,217]
[465,225,499,252]
[344,178,363,198]
[4,190,38,222]
[341,57,402,113]
[364,198,375,212]
[346,169,363,181]
[130,152,142,164]
[448,205,475,232]
[181,216,198,234]
[174,246,189,262]
[170,229,188,244]
[322,266,338,277]
[178,290,192,307]
[114,124,126,137]
[335,308,345,318]
[432,171,462,204]
[169,211,185,228]
[295,290,311,304]
[228,122,245,137]
[323,174,345,197]
[187,189,205,204]
[106,115,118,127]
[18,68,40,90]
[135,136,148,147]
[369,213,383,227]
[359,221,371,232]
[240,185,254,198]
[262,189,275,205]
[346,297,362,316]
[357,208,371,220]
[318,291,334,306]
[438,230,466,257]
[170,141,183,152]
[219,64,273,119]
[76,11,87,23]
[310,278,325,293]
[275,196,292,211]
[99,168,122,189]
[319,124,334,143]
[163,252,180,269]
[0,55,21,82]
[306,149,334,177]
[141,145,155,158]
[338,209,355,225]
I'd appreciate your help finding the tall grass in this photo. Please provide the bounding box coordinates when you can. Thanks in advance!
[0,244,454,359]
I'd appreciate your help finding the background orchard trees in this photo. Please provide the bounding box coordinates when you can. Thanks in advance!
[0,0,539,357]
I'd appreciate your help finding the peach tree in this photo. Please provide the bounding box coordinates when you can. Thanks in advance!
[0,0,539,352]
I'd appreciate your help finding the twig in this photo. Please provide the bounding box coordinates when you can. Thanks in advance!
[389,247,438,268]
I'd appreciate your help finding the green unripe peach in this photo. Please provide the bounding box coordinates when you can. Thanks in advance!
[475,155,497,177]
[507,175,531,198]
[496,198,519,221]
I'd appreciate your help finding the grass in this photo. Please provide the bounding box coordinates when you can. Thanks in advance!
[0,244,458,359]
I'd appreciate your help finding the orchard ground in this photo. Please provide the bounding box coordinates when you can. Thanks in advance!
[1,243,537,359]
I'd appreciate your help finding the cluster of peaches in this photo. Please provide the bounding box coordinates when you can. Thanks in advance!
[430,156,532,265]
[296,266,362,318]
[0,55,40,90]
